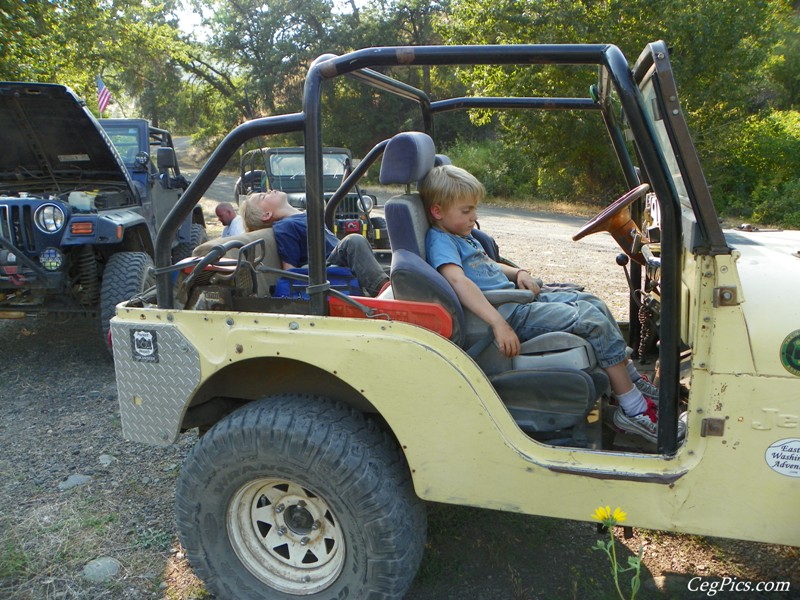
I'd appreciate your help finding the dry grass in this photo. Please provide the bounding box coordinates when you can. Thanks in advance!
[485,196,600,217]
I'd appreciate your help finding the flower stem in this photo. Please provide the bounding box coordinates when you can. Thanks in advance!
[609,530,625,600]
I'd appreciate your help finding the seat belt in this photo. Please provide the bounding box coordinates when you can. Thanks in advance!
[466,332,496,359]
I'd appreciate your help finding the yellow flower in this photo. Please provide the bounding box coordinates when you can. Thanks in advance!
[592,506,611,522]
[591,505,627,526]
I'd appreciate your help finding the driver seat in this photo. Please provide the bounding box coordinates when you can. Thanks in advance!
[380,131,608,442]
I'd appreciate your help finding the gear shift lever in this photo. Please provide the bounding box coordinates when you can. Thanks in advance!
[616,253,632,291]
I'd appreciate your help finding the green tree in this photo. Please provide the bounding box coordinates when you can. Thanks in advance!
[258,0,463,155]
[763,10,800,109]
[438,0,796,209]
[0,0,191,126]
[187,0,339,117]
[0,0,108,92]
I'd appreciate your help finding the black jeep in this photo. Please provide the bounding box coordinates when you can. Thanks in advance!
[0,82,206,339]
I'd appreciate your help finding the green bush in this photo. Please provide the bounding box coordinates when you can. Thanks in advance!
[707,110,800,227]
[752,178,800,228]
[442,138,538,199]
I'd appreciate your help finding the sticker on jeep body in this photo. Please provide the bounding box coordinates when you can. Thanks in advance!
[765,438,800,477]
[131,329,158,363]
[779,330,800,377]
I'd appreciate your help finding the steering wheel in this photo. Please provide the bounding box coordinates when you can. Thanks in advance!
[573,183,650,264]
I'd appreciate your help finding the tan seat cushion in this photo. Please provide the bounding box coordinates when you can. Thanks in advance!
[192,228,281,294]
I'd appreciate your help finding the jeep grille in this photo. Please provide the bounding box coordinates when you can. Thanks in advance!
[336,196,362,218]
[0,205,37,253]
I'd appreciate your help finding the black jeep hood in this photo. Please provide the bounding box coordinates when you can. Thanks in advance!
[0,82,130,189]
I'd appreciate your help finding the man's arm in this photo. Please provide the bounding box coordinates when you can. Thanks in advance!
[438,263,521,357]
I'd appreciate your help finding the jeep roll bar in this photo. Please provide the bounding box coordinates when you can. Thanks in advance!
[154,43,696,454]
[324,139,389,230]
[154,113,305,307]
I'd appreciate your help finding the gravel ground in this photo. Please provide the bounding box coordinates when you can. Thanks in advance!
[1,194,798,600]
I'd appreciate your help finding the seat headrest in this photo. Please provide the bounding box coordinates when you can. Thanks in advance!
[384,194,430,259]
[434,154,452,166]
[379,132,436,185]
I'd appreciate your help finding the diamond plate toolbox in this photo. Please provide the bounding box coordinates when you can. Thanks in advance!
[112,320,201,446]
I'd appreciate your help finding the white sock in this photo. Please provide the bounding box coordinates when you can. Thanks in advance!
[626,361,642,382]
[616,387,647,416]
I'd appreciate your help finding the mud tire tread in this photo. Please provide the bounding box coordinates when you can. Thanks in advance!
[175,395,426,600]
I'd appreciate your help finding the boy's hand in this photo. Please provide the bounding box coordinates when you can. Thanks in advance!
[516,271,541,296]
[437,263,522,357]
[492,320,521,357]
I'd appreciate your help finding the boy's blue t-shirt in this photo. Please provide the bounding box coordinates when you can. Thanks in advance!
[426,227,513,291]
[273,213,338,267]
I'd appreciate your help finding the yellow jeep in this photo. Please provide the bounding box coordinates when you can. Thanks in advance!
[111,41,800,599]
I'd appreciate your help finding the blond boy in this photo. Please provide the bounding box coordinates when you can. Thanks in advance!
[419,164,682,444]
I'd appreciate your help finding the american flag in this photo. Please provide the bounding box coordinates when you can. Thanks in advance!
[96,75,111,114]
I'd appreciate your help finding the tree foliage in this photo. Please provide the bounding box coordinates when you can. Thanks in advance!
[166,0,461,152]
[0,0,797,224]
[438,0,797,205]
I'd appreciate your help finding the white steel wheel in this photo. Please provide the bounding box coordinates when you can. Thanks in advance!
[227,478,345,594]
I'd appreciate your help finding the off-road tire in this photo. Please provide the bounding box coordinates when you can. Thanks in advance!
[171,223,207,264]
[233,179,242,204]
[99,252,155,341]
[370,215,387,229]
[175,395,427,600]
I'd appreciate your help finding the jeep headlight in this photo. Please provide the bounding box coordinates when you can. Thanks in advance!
[359,195,374,212]
[34,203,65,233]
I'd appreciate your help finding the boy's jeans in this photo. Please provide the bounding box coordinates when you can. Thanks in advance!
[505,295,627,369]
[327,234,388,296]
[537,290,623,336]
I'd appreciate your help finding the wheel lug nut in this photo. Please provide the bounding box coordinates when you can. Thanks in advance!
[300,536,310,546]
[277,526,287,536]
[312,520,321,530]
[297,500,306,507]
[275,504,285,513]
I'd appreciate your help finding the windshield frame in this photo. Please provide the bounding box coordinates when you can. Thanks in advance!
[267,147,352,194]
[631,42,729,255]
[100,123,144,168]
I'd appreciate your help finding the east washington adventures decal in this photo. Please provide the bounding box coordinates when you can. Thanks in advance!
[765,438,800,478]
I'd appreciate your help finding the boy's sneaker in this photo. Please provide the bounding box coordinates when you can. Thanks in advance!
[376,278,392,297]
[613,399,659,443]
[634,375,659,400]
[613,398,686,444]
